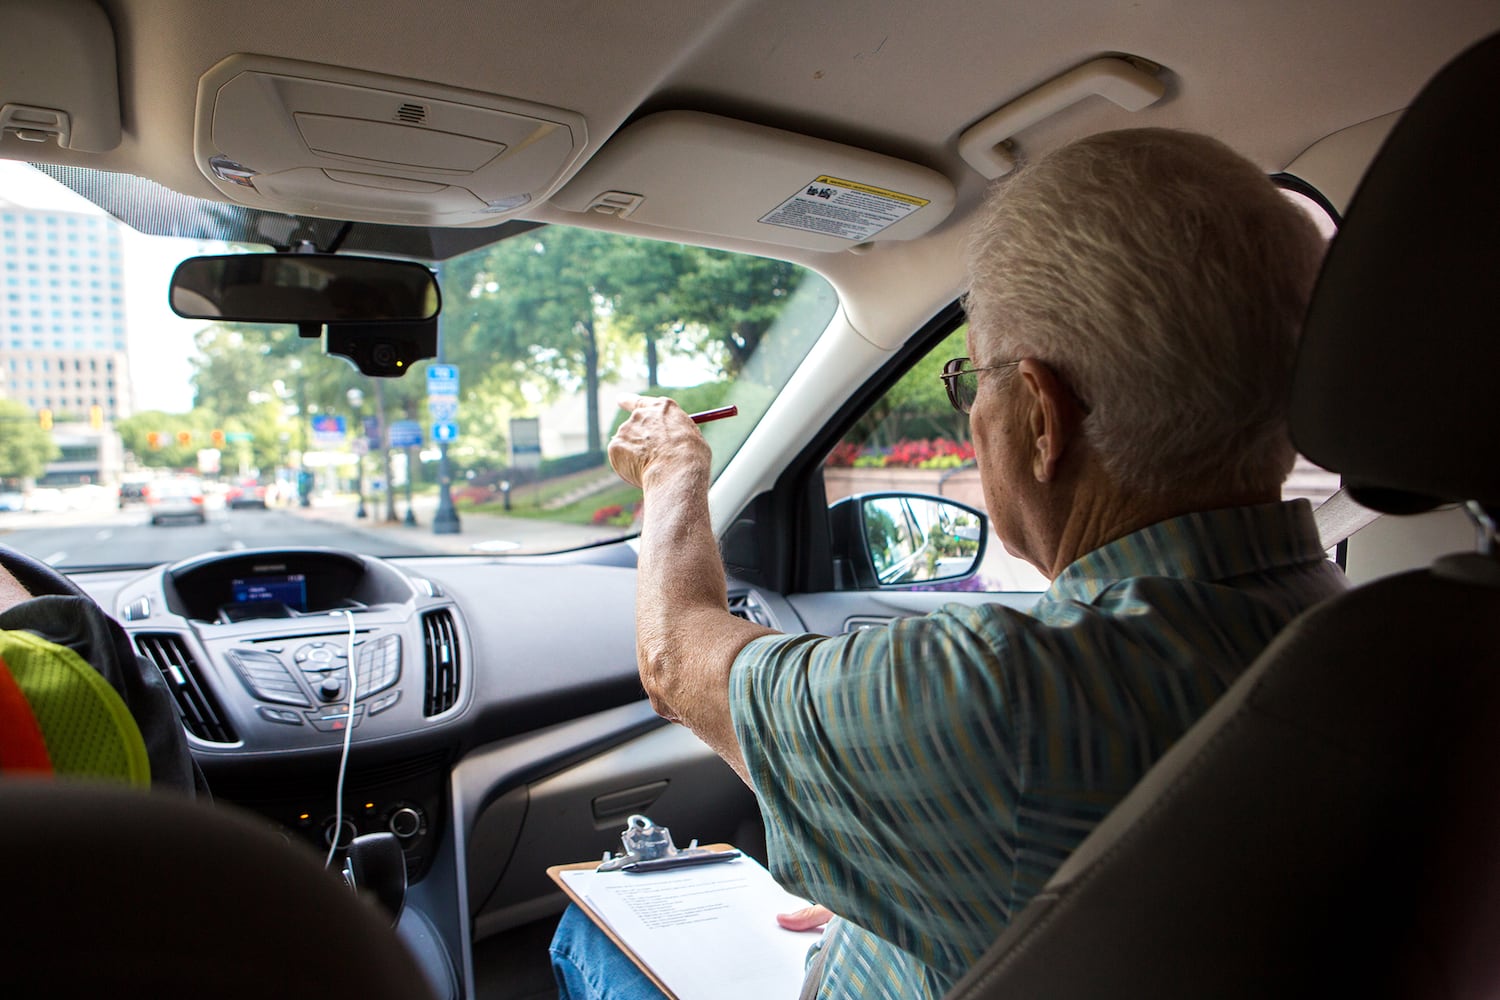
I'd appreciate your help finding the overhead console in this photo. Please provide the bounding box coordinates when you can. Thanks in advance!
[191,55,587,225]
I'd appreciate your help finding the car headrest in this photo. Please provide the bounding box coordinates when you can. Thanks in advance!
[1289,31,1500,516]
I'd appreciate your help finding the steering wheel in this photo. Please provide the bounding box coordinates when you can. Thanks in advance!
[0,545,88,600]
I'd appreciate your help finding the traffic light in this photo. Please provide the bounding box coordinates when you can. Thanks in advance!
[147,431,162,449]
[176,430,192,447]
[210,428,226,447]
[89,405,104,429]
[38,408,52,430]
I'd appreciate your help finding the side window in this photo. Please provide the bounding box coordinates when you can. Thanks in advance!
[823,326,1050,593]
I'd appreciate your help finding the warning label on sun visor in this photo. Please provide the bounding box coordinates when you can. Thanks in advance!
[760,176,930,241]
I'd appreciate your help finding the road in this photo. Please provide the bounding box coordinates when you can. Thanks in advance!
[0,502,446,569]
[0,492,612,570]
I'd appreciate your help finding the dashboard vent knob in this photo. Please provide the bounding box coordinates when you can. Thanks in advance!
[133,633,238,744]
[420,610,461,717]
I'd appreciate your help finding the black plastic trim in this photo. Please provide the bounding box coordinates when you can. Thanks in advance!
[740,301,971,595]
[1272,172,1344,227]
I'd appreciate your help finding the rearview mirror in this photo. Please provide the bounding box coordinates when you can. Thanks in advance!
[828,492,988,589]
[169,253,441,324]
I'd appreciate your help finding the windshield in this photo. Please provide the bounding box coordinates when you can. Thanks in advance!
[0,163,836,569]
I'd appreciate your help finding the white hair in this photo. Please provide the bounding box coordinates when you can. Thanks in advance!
[964,128,1325,500]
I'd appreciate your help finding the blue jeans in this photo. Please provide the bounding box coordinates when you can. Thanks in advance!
[549,903,665,1000]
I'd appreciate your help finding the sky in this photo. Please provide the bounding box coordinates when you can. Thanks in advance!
[0,160,201,413]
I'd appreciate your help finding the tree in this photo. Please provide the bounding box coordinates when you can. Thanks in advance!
[668,251,808,376]
[0,399,60,481]
[846,328,970,447]
[182,229,827,477]
[190,320,429,478]
[117,409,221,471]
[446,228,633,453]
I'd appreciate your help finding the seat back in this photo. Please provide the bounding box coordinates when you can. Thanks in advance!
[947,29,1500,1000]
[0,781,439,999]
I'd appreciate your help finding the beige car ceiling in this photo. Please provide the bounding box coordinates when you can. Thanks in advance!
[3,0,1498,348]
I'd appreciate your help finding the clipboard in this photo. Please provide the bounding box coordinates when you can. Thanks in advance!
[546,844,738,1000]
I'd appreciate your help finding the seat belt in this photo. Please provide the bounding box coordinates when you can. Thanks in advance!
[1313,486,1380,551]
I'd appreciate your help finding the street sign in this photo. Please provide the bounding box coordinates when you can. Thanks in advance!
[426,364,459,395]
[427,364,460,444]
[389,419,424,448]
[311,414,346,447]
[510,417,541,470]
[225,431,255,443]
[363,416,382,449]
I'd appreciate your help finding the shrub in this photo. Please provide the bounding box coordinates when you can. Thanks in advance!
[827,437,976,469]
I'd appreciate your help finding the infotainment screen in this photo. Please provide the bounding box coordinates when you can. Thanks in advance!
[230,573,309,612]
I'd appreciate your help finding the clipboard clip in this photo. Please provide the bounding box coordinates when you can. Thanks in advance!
[596,813,726,873]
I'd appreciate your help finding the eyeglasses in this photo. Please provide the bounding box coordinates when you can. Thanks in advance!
[939,357,1021,413]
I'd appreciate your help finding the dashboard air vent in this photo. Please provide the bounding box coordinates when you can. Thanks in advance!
[133,633,238,744]
[727,590,775,628]
[422,610,461,717]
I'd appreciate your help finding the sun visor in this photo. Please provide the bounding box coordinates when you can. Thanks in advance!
[192,55,586,226]
[0,0,121,154]
[551,111,955,252]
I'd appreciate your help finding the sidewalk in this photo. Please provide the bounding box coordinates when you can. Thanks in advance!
[285,491,618,555]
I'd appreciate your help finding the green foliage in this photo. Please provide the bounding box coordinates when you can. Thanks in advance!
[606,381,734,437]
[0,399,60,480]
[117,409,219,470]
[846,327,970,448]
[668,252,807,375]
[180,227,822,482]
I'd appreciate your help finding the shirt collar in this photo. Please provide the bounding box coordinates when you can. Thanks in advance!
[1048,499,1325,604]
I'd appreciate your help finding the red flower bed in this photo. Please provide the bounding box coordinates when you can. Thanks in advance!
[824,438,975,468]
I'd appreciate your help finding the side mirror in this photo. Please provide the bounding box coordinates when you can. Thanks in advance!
[829,492,988,590]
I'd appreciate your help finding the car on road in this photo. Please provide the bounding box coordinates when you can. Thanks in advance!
[0,491,23,513]
[225,478,269,510]
[145,478,207,526]
[117,482,148,508]
[0,2,1495,997]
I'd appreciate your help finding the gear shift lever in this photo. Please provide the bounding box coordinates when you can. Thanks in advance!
[342,831,407,925]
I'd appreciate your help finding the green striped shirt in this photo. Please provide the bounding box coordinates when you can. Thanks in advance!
[729,500,1345,999]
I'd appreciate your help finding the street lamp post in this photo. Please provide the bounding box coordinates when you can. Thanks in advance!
[431,264,461,535]
[372,378,398,523]
[347,388,367,519]
[404,445,418,526]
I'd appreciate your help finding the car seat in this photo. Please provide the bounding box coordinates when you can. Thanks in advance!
[944,30,1500,1000]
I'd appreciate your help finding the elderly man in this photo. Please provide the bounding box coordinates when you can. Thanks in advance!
[551,128,1346,999]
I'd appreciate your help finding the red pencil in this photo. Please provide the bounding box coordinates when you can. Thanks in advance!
[688,405,738,424]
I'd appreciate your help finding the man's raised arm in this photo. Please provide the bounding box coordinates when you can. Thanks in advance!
[607,394,777,783]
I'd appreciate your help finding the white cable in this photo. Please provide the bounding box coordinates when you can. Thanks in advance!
[325,609,359,869]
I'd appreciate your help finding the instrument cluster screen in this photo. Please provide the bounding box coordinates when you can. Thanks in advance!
[231,573,309,612]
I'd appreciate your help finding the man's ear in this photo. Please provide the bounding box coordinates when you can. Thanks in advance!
[1016,359,1084,482]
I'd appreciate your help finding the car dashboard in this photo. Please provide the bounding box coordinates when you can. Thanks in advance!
[67,543,783,998]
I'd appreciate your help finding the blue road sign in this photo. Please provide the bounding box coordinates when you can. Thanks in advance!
[426,364,459,396]
[389,419,423,448]
[433,421,459,442]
